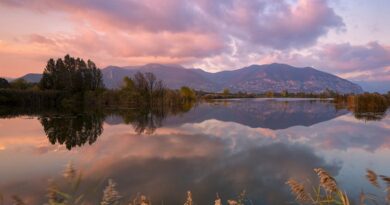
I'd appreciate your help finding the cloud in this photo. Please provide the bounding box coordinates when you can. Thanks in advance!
[28,34,56,45]
[283,114,390,152]
[78,142,340,205]
[3,0,387,87]
[241,41,390,82]
[230,0,345,49]
[307,42,390,81]
[0,0,344,76]
[318,42,390,71]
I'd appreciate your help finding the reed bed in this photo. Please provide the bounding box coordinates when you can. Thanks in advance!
[286,168,390,205]
[1,164,389,205]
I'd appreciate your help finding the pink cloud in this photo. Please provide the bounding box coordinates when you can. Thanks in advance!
[0,0,359,80]
[319,42,390,70]
[243,41,390,82]
[310,42,390,81]
[1,0,343,50]
[28,34,55,45]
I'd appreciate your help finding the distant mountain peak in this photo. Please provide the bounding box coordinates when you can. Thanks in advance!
[101,63,363,93]
[18,63,363,94]
[19,73,42,83]
[145,63,184,68]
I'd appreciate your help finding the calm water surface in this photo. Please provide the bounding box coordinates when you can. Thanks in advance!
[0,99,389,204]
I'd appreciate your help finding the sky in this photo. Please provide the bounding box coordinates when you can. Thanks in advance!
[0,0,389,91]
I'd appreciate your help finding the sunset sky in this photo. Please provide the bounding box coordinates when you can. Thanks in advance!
[0,0,389,91]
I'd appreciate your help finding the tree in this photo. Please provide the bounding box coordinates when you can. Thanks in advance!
[281,90,288,97]
[223,88,230,96]
[129,72,166,106]
[133,72,149,102]
[180,86,196,101]
[40,59,55,90]
[145,72,157,104]
[122,76,135,92]
[39,54,104,92]
[10,79,29,90]
[266,91,274,98]
[0,78,10,89]
[88,60,104,90]
[55,58,67,90]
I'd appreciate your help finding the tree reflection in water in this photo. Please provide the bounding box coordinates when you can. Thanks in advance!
[350,104,388,121]
[37,102,196,149]
[334,93,389,121]
[119,108,166,134]
[39,113,105,150]
[353,111,388,121]
[0,98,387,150]
[117,101,196,134]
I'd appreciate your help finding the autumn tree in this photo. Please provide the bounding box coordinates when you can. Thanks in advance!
[266,91,274,98]
[180,86,196,101]
[122,72,166,106]
[122,77,135,92]
[223,88,230,96]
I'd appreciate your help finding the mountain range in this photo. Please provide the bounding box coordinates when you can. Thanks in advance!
[102,63,363,93]
[17,63,363,93]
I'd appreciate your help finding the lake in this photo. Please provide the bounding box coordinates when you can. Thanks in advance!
[0,98,389,204]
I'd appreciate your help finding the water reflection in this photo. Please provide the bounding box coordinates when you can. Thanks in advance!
[115,108,166,134]
[352,111,387,121]
[39,114,104,150]
[0,99,388,204]
[0,136,342,204]
[78,142,341,205]
[164,99,351,130]
[0,99,388,150]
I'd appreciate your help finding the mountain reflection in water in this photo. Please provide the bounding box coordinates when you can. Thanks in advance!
[1,99,360,150]
[0,98,388,205]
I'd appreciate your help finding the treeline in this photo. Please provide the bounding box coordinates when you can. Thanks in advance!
[1,54,388,113]
[91,73,196,110]
[200,89,346,99]
[0,54,105,108]
[0,54,196,111]
[0,89,65,108]
[334,92,390,110]
[334,92,390,121]
[0,78,39,90]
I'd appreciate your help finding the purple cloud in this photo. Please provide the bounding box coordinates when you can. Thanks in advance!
[319,42,390,71]
[1,0,344,50]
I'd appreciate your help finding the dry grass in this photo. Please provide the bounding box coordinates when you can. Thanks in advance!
[314,168,338,193]
[183,191,193,205]
[366,169,380,188]
[1,164,389,205]
[287,168,346,205]
[286,168,390,205]
[101,179,121,205]
[380,175,390,203]
[11,195,26,205]
[285,179,311,203]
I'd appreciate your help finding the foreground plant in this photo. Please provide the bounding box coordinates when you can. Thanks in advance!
[101,179,121,205]
[286,168,350,205]
[3,163,388,205]
[45,162,89,205]
[44,162,155,205]
[286,168,390,205]
[362,169,390,204]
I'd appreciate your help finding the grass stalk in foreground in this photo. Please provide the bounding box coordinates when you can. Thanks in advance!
[286,168,390,205]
